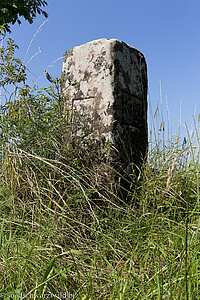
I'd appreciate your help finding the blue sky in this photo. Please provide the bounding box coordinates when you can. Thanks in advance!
[3,0,200,141]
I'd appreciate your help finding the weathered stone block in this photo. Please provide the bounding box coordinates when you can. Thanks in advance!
[62,38,148,176]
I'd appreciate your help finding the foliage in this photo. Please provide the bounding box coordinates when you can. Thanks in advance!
[0,30,26,87]
[0,30,52,154]
[0,0,48,33]
[2,85,62,154]
[0,29,100,174]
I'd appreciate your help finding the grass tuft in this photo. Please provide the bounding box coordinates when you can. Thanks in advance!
[0,107,199,298]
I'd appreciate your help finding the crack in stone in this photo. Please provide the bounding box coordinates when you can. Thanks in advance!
[120,89,144,102]
[72,97,95,101]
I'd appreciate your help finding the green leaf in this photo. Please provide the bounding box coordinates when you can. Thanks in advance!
[39,257,56,295]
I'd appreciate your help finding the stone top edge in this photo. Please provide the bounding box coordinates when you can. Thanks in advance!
[63,38,142,54]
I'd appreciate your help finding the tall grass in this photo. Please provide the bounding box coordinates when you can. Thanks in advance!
[0,96,199,299]
[0,30,200,299]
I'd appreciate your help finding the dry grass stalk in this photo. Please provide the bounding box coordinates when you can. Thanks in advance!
[166,156,178,191]
[160,155,178,205]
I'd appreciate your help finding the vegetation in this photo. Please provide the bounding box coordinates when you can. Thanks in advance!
[0,28,200,299]
[0,0,48,33]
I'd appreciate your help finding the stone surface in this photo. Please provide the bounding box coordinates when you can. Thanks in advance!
[62,38,148,176]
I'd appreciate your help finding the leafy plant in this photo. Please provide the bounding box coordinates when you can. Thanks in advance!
[0,27,26,88]
[0,0,48,33]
